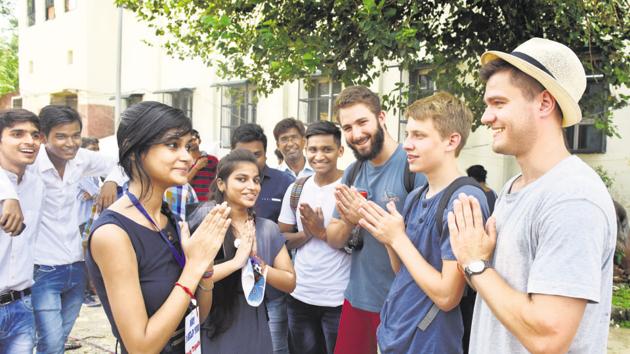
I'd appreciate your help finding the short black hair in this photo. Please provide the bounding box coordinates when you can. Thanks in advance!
[192,129,200,139]
[39,105,83,137]
[305,120,342,146]
[230,123,267,152]
[0,109,40,142]
[81,136,99,148]
[118,101,192,198]
[273,118,305,140]
[466,164,488,183]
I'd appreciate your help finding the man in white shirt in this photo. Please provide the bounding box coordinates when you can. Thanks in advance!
[28,105,120,354]
[0,172,23,236]
[278,121,350,354]
[0,109,45,353]
[274,118,314,178]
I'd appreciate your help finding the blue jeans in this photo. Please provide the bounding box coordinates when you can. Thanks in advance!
[287,296,341,354]
[266,294,289,354]
[0,295,36,353]
[32,262,86,354]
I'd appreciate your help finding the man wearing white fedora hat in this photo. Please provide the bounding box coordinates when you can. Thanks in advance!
[446,37,616,353]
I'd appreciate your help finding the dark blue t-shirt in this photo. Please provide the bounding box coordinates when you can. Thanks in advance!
[255,165,295,223]
[377,184,490,354]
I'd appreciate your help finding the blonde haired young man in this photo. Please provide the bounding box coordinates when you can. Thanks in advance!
[358,92,489,353]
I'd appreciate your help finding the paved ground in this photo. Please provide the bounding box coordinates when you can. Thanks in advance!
[67,305,630,353]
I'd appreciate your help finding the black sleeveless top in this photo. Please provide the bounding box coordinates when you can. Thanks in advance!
[86,207,186,354]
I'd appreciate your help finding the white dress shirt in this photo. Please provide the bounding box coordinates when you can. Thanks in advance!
[277,161,314,179]
[0,169,17,200]
[0,167,44,293]
[33,147,117,265]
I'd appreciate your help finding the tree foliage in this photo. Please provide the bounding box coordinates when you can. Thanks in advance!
[117,0,629,133]
[0,0,18,96]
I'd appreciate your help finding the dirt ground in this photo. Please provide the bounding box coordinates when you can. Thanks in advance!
[67,305,630,353]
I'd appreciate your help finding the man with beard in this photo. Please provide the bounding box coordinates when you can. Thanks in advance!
[274,118,313,178]
[326,86,425,354]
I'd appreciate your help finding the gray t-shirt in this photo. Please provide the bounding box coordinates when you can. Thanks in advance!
[333,145,425,312]
[470,156,616,354]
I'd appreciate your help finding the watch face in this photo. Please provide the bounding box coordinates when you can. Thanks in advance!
[468,261,485,273]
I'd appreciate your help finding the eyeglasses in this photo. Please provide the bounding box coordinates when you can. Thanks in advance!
[279,134,301,144]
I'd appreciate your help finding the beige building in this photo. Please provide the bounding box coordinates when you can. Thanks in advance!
[16,0,630,210]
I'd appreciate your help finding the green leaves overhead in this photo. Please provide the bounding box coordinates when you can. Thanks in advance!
[116,0,629,133]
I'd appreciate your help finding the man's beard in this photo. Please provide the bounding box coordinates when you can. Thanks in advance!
[349,124,385,162]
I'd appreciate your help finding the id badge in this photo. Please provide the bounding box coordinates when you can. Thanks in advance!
[185,303,201,354]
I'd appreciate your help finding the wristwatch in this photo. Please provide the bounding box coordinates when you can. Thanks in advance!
[463,260,492,281]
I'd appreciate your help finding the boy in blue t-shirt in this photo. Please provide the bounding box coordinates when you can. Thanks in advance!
[358,91,490,353]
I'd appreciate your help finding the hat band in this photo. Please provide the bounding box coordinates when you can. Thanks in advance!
[510,51,555,79]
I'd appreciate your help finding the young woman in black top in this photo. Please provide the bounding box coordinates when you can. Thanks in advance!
[87,101,229,353]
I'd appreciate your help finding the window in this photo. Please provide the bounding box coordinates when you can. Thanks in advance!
[27,0,35,26]
[219,82,257,148]
[50,93,78,111]
[161,89,193,118]
[298,77,341,123]
[65,0,77,12]
[12,97,23,109]
[124,94,143,110]
[45,0,55,20]
[398,67,436,142]
[564,75,608,153]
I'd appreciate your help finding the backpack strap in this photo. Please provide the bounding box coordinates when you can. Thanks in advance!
[346,158,414,193]
[345,160,365,187]
[403,160,416,194]
[289,176,311,216]
[435,176,483,239]
[415,176,484,331]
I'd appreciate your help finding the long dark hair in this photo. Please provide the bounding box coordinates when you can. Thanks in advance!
[203,149,260,339]
[117,101,192,199]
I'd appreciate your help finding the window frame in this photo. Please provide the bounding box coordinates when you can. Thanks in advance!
[65,0,77,12]
[298,76,342,124]
[159,88,193,119]
[123,93,144,110]
[218,81,257,148]
[45,0,55,21]
[564,74,608,154]
[398,66,437,142]
[27,0,36,26]
[50,92,78,111]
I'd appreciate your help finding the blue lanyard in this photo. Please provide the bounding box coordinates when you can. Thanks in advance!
[127,191,186,268]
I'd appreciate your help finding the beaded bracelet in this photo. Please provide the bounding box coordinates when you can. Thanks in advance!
[198,281,214,292]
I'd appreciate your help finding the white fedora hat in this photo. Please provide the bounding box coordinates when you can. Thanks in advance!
[480,37,587,127]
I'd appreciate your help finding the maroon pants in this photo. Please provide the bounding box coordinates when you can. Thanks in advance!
[334,299,381,354]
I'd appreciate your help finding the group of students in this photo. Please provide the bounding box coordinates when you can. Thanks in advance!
[0,37,618,354]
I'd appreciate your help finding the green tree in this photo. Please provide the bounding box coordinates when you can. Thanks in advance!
[117,0,629,133]
[0,0,18,96]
